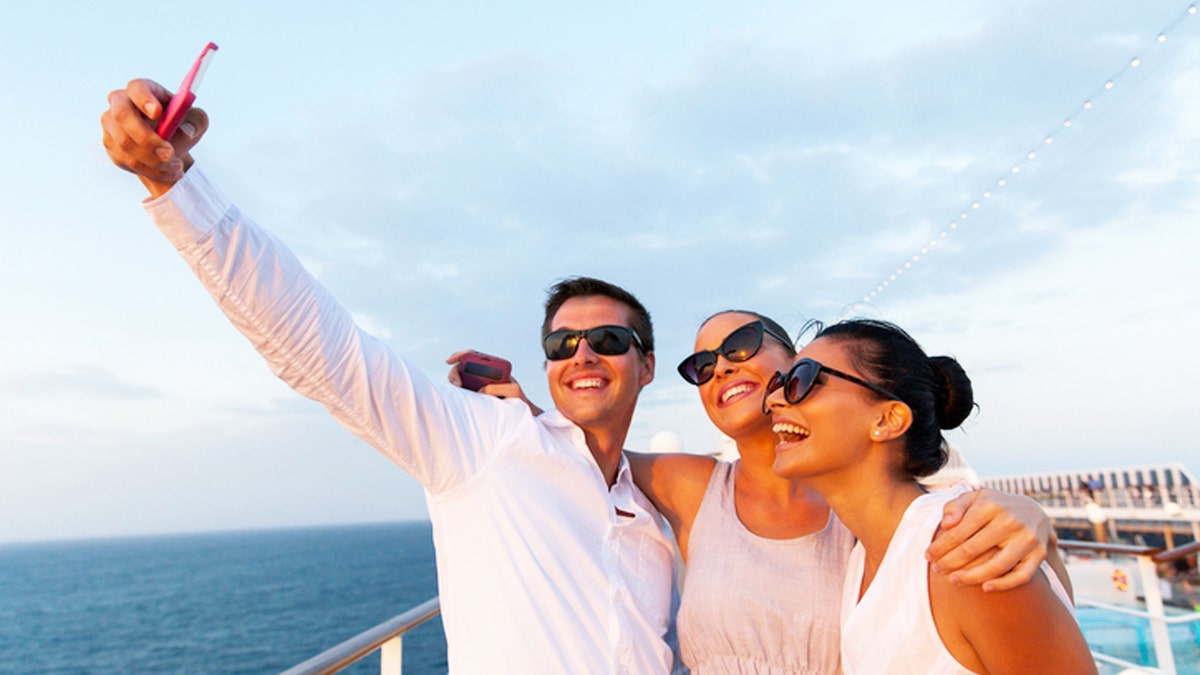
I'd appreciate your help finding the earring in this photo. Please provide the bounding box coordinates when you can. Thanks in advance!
[871,429,882,438]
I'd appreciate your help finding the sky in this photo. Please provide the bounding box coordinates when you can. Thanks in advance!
[2,1,1198,544]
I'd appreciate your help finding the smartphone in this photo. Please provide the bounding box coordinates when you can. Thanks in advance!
[457,352,512,392]
[157,42,219,139]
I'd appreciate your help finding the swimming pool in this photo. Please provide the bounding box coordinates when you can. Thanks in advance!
[1078,605,1200,673]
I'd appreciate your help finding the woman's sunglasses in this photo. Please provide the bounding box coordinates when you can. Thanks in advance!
[542,325,645,361]
[762,358,900,414]
[677,321,793,386]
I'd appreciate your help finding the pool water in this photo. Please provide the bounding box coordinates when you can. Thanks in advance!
[1078,606,1200,672]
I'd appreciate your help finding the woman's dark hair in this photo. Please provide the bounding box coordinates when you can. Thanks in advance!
[812,319,975,478]
[704,309,797,358]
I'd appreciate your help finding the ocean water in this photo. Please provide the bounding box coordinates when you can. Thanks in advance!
[6,523,1198,674]
[0,522,446,674]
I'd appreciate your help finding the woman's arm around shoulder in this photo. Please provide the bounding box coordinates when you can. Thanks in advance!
[626,451,717,561]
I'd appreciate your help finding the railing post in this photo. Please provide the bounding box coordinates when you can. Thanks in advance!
[281,597,439,675]
[380,636,402,675]
[1135,554,1175,675]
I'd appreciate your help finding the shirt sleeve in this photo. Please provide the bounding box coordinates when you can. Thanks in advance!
[143,166,520,495]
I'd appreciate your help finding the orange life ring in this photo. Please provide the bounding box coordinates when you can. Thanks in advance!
[1112,568,1129,592]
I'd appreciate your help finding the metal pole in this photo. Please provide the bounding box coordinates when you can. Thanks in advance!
[1135,554,1176,675]
[380,637,402,675]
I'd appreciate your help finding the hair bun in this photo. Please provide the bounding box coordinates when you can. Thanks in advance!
[929,356,974,429]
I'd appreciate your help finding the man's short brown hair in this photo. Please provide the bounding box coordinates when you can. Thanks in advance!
[542,277,654,353]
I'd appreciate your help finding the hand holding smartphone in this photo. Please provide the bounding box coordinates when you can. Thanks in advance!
[157,42,218,139]
[457,352,513,391]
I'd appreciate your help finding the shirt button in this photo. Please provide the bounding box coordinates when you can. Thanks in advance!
[613,588,626,602]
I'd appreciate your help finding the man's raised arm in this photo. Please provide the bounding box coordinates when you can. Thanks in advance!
[99,79,521,494]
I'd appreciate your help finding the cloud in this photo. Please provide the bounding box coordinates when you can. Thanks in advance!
[0,409,428,544]
[26,0,1193,547]
[0,365,163,401]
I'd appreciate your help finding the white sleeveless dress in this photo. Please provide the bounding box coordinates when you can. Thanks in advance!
[839,486,1073,674]
[678,461,855,674]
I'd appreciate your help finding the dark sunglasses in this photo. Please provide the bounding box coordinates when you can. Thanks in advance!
[677,321,793,386]
[762,358,900,414]
[542,325,645,361]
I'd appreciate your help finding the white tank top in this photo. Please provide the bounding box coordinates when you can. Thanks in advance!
[678,461,855,674]
[839,485,1073,674]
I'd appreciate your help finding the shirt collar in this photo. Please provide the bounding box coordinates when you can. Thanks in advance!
[541,409,634,486]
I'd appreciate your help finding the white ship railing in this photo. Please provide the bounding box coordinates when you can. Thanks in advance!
[280,597,440,675]
[282,541,1199,674]
[1060,540,1200,675]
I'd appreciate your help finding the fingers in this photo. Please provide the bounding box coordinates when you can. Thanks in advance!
[929,509,1044,586]
[173,107,209,169]
[101,80,183,184]
[937,489,976,530]
[930,505,1022,572]
[940,544,1039,591]
[928,524,985,574]
[445,350,476,387]
[445,350,474,365]
[944,540,1042,591]
[926,491,990,565]
[127,78,172,120]
[979,553,1043,593]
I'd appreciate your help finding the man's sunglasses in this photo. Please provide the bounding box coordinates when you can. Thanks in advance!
[542,325,645,361]
[762,358,900,414]
[677,321,793,386]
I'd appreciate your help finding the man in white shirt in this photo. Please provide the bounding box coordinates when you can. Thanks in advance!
[101,78,1060,674]
[104,78,680,674]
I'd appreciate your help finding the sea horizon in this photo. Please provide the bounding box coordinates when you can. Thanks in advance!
[0,521,447,674]
[0,517,436,549]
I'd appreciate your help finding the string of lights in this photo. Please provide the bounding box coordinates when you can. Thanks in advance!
[860,3,1199,305]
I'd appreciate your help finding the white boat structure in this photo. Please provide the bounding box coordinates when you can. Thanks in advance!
[981,463,1200,548]
[983,462,1200,674]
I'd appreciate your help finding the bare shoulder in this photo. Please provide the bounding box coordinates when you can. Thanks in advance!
[627,451,718,485]
[628,451,710,494]
[627,452,717,529]
[930,567,1096,674]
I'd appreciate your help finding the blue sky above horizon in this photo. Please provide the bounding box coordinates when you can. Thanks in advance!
[2,1,1198,543]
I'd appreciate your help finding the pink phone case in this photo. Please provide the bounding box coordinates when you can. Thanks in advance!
[157,42,218,139]
[457,352,513,391]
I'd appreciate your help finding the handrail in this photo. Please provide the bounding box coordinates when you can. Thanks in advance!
[1058,540,1163,556]
[281,597,441,675]
[1153,540,1200,564]
[283,540,1200,674]
[1058,539,1200,675]
[1058,538,1200,563]
[1077,599,1200,625]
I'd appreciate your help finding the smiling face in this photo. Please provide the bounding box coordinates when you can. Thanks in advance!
[545,295,655,437]
[767,337,887,480]
[693,312,794,442]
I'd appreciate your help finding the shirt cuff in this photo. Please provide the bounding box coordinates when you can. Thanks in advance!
[142,165,234,251]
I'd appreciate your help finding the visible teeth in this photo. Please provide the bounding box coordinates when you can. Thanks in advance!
[572,378,605,390]
[772,423,810,441]
[721,383,754,404]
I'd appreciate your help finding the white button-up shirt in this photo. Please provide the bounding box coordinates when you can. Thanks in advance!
[144,168,678,674]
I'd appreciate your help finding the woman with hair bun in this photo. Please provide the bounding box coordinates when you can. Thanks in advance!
[766,319,1095,674]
